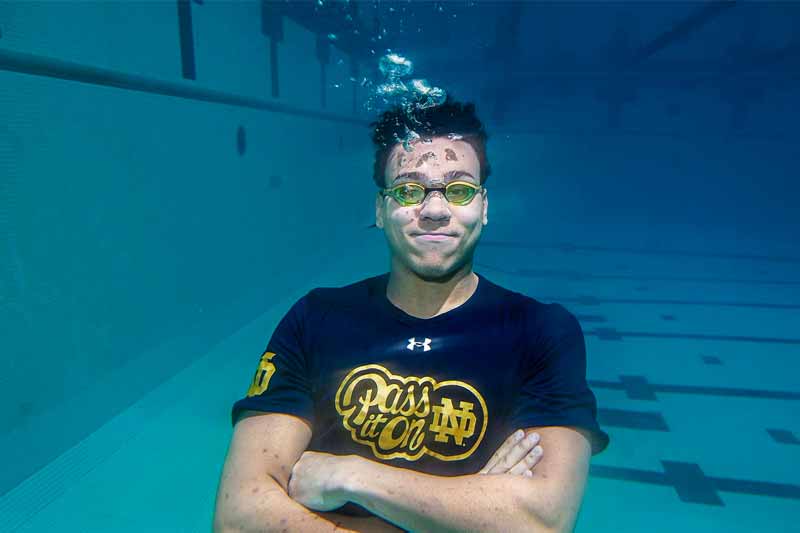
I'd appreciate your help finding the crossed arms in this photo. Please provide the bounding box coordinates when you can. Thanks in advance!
[213,411,592,533]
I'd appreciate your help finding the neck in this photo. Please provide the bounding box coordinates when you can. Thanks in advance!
[385,262,479,319]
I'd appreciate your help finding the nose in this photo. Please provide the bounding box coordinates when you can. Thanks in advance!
[418,190,450,220]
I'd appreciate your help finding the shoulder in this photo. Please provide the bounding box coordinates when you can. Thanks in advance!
[490,282,580,340]
[475,273,534,316]
[488,277,575,326]
[302,273,383,314]
[528,301,581,342]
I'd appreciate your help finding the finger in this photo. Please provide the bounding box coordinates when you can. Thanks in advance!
[479,429,525,474]
[482,433,532,474]
[507,445,543,476]
[485,432,540,475]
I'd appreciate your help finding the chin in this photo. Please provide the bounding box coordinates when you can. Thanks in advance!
[409,261,462,282]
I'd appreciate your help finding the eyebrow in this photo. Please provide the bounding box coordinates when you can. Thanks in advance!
[392,170,476,184]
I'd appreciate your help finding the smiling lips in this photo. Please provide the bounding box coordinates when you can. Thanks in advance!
[414,233,455,241]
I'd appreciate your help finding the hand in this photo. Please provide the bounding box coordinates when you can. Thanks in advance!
[288,450,351,512]
[478,429,543,477]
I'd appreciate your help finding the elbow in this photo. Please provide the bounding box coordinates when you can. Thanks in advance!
[211,497,231,533]
[213,477,285,533]
[213,504,246,533]
[545,519,567,533]
[515,487,565,533]
[523,505,569,533]
[214,525,245,533]
[526,508,570,533]
[525,514,564,533]
[212,505,262,533]
[532,498,579,533]
[532,517,563,533]
[212,514,234,533]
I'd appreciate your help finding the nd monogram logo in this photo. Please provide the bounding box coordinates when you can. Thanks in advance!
[407,337,432,352]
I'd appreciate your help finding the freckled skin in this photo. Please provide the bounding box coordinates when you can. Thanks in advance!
[415,151,437,168]
[445,148,458,161]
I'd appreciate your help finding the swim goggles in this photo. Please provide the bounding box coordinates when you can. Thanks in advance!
[379,180,484,207]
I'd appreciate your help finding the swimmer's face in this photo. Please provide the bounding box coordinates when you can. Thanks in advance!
[375,136,488,280]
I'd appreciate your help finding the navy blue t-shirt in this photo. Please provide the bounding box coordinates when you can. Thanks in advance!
[231,271,609,480]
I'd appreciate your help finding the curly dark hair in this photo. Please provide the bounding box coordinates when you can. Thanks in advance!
[369,95,491,189]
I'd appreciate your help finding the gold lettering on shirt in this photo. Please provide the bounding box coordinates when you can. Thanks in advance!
[246,350,277,397]
[335,364,487,462]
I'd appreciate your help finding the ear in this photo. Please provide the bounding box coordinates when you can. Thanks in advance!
[482,189,488,226]
[375,191,384,229]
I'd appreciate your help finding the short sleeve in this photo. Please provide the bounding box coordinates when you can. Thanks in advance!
[230,293,315,429]
[508,302,609,456]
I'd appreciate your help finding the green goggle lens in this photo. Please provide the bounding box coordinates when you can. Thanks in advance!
[389,181,479,206]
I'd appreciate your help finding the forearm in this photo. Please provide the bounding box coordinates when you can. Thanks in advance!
[314,511,407,533]
[214,477,357,533]
[342,458,554,533]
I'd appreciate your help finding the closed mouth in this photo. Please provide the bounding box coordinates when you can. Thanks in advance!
[413,233,455,240]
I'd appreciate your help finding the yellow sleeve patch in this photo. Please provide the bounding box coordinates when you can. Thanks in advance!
[246,350,277,397]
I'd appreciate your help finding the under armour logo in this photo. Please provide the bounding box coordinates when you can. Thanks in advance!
[407,337,432,352]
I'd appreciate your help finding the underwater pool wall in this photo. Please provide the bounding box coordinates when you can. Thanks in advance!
[0,0,376,499]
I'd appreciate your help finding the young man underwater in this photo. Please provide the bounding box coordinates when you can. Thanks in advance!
[213,96,609,533]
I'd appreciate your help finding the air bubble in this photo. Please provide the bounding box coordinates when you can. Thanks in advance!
[379,53,414,78]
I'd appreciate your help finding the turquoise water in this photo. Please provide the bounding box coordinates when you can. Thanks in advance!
[0,1,798,532]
